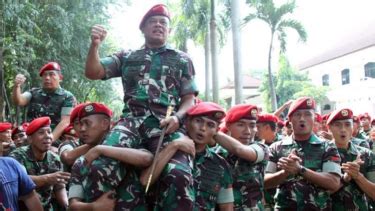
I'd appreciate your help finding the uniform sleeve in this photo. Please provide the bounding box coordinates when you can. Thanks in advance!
[217,160,234,204]
[13,158,36,196]
[365,151,375,183]
[58,142,74,156]
[322,142,342,176]
[68,158,86,199]
[22,91,32,101]
[100,50,130,80]
[61,91,76,116]
[179,55,199,97]
[247,143,269,164]
[265,142,279,173]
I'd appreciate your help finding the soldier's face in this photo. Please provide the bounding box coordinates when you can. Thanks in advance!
[41,70,61,90]
[0,130,12,142]
[361,118,370,129]
[141,16,171,48]
[79,115,109,145]
[12,131,27,147]
[352,122,360,135]
[227,119,257,145]
[313,122,322,134]
[290,109,314,138]
[186,116,218,147]
[31,127,52,153]
[328,120,353,144]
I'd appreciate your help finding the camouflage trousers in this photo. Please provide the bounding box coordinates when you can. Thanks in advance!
[80,116,194,210]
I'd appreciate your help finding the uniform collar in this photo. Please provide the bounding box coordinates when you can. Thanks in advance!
[195,146,213,164]
[41,87,64,96]
[26,145,48,162]
[281,134,322,145]
[345,141,360,156]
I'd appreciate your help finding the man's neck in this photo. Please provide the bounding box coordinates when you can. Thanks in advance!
[145,42,165,49]
[335,139,350,149]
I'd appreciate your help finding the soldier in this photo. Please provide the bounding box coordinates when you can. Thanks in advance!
[12,62,76,143]
[140,102,234,210]
[84,4,198,209]
[9,117,70,210]
[326,108,375,210]
[0,122,16,156]
[256,113,282,146]
[11,123,29,148]
[265,97,342,210]
[68,103,153,210]
[282,120,293,137]
[360,113,372,138]
[214,104,269,210]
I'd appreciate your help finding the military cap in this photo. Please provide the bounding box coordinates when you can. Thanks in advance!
[225,104,258,125]
[139,4,170,29]
[186,102,225,122]
[257,113,278,123]
[11,123,28,136]
[0,122,12,132]
[70,103,87,124]
[326,108,353,125]
[78,103,113,119]
[39,62,61,76]
[277,119,285,127]
[359,112,371,121]
[63,125,77,137]
[287,97,316,118]
[26,117,51,135]
[315,113,323,123]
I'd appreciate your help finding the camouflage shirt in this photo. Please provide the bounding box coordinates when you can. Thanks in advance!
[193,147,233,210]
[25,87,76,130]
[352,137,371,149]
[9,145,64,210]
[100,45,198,119]
[266,134,342,210]
[331,142,375,211]
[58,138,83,172]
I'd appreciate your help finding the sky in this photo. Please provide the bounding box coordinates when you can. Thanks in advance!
[107,0,375,91]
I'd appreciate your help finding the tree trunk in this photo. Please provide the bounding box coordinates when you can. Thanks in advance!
[204,27,211,101]
[0,45,4,121]
[210,0,219,103]
[268,31,278,111]
[231,0,243,104]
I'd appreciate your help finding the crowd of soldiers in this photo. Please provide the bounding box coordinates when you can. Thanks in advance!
[1,3,375,211]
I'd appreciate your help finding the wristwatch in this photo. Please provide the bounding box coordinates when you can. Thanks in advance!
[298,165,307,175]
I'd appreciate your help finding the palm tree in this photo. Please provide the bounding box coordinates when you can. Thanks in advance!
[244,0,307,111]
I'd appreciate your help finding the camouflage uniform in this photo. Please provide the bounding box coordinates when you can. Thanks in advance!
[58,139,83,172]
[266,134,342,210]
[352,137,371,149]
[86,46,198,209]
[193,147,233,210]
[25,87,76,130]
[9,145,64,210]
[331,141,375,211]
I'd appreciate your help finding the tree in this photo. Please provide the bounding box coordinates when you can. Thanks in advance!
[244,0,307,111]
[260,54,328,112]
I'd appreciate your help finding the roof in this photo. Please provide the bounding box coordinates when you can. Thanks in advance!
[221,75,261,89]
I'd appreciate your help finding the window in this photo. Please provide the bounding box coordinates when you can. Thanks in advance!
[365,62,375,78]
[341,69,350,85]
[322,74,329,86]
[323,104,331,110]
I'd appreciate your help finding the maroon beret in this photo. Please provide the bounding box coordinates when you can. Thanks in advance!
[186,102,225,122]
[11,122,28,136]
[26,117,51,135]
[257,113,278,123]
[70,103,88,124]
[0,122,12,132]
[139,4,170,29]
[63,125,77,137]
[326,108,353,125]
[359,112,371,121]
[288,97,316,118]
[78,103,113,119]
[39,62,61,76]
[225,104,258,126]
[277,120,285,127]
[315,113,322,123]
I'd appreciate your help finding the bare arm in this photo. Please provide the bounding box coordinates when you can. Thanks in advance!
[20,190,43,211]
[12,74,29,106]
[52,115,70,142]
[30,171,71,188]
[301,170,341,192]
[85,25,106,80]
[352,173,375,200]
[218,202,234,211]
[54,187,68,209]
[214,132,257,162]
[84,145,153,167]
[273,100,293,118]
[69,191,115,211]
[61,144,92,166]
[264,170,289,189]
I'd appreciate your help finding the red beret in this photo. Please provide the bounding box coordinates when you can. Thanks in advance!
[225,104,258,125]
[39,62,61,76]
[285,120,291,127]
[26,117,51,135]
[79,103,113,119]
[326,108,353,125]
[0,122,12,132]
[70,103,87,124]
[11,123,29,136]
[186,102,225,122]
[288,97,316,118]
[63,125,77,137]
[315,113,322,123]
[352,115,360,124]
[139,4,170,29]
[257,113,278,123]
[359,112,371,121]
[277,120,285,127]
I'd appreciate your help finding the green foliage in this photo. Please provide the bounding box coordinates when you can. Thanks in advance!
[260,55,328,112]
[1,0,129,121]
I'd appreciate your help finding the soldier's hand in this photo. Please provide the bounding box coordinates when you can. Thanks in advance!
[342,172,352,183]
[319,131,333,140]
[342,154,364,180]
[93,191,116,211]
[277,156,301,175]
[91,25,107,46]
[160,116,180,134]
[14,74,26,87]
[48,171,71,185]
[84,146,101,166]
[175,136,195,157]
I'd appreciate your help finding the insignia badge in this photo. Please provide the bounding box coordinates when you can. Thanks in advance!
[251,109,258,117]
[306,99,312,106]
[341,109,348,116]
[85,105,94,112]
